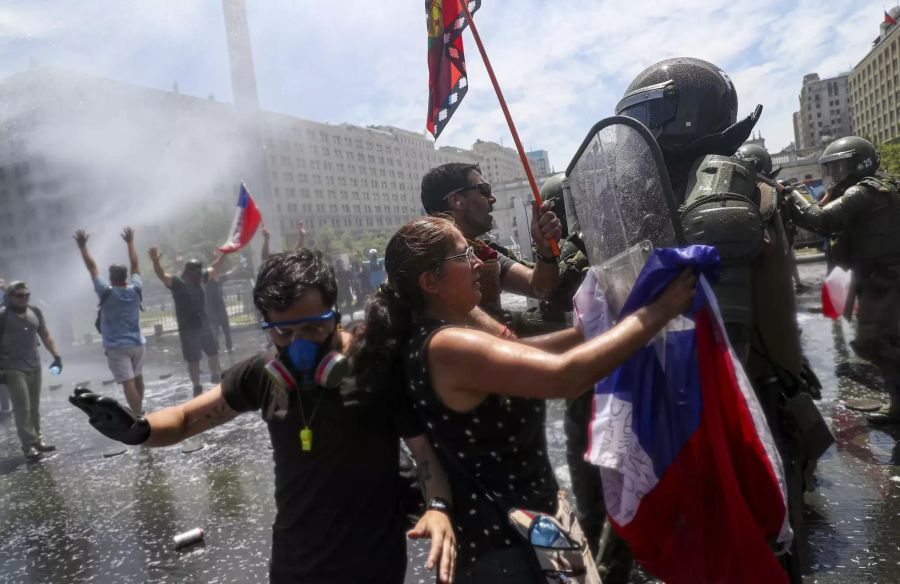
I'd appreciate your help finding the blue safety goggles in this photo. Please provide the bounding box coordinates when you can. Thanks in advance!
[260,309,335,333]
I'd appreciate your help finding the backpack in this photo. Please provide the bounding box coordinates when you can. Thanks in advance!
[94,286,143,334]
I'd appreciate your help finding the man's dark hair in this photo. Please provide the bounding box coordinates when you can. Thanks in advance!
[109,264,128,285]
[253,249,338,318]
[420,162,481,215]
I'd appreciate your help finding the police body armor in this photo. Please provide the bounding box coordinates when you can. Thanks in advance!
[680,155,763,356]
[836,177,900,269]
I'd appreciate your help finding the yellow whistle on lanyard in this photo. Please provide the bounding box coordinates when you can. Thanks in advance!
[300,427,313,451]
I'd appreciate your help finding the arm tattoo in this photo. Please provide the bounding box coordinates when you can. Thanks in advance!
[186,400,232,434]
[204,400,230,423]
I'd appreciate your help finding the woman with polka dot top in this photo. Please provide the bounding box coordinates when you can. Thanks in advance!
[354,216,695,584]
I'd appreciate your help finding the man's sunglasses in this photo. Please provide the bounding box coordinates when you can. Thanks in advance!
[10,292,30,299]
[443,182,492,200]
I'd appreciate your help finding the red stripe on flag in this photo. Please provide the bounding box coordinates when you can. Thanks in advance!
[615,309,787,583]
[821,281,839,320]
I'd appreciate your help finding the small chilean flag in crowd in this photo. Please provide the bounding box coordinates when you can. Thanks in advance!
[425,0,481,139]
[821,265,857,320]
[218,183,262,254]
[575,246,791,584]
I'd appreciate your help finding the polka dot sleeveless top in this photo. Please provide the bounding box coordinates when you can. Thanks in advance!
[405,319,559,566]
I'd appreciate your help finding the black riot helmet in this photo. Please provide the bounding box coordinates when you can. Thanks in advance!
[819,136,880,187]
[539,173,568,238]
[184,258,203,272]
[183,259,203,282]
[736,144,773,176]
[615,57,761,159]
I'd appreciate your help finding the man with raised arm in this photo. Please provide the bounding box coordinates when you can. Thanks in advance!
[148,247,222,395]
[261,219,306,261]
[74,227,146,414]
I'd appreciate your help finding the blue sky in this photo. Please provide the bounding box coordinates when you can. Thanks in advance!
[0,0,891,170]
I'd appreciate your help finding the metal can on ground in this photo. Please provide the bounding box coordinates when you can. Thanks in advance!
[173,527,205,550]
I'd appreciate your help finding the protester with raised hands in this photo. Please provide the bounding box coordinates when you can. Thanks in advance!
[74,227,146,415]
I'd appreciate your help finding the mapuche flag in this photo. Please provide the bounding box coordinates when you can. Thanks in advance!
[218,183,262,253]
[575,246,791,584]
[425,0,481,139]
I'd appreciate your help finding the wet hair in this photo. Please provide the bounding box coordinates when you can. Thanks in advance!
[420,162,481,215]
[109,264,128,285]
[352,216,458,392]
[253,249,337,319]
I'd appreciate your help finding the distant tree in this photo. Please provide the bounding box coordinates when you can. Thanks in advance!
[879,143,900,175]
[312,224,339,254]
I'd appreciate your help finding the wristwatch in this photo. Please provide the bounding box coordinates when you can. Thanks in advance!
[427,497,452,515]
[533,248,559,264]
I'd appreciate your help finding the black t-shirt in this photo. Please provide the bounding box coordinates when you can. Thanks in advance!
[221,352,424,584]
[170,276,208,330]
[203,277,228,316]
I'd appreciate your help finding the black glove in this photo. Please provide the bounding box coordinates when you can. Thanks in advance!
[69,387,150,445]
[50,355,63,373]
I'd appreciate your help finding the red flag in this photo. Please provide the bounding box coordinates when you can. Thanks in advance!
[218,183,262,253]
[885,10,898,26]
[425,0,481,139]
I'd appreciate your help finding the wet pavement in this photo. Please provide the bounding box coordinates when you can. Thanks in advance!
[1,259,898,583]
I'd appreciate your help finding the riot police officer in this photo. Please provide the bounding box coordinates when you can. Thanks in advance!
[534,174,603,554]
[737,143,774,176]
[737,144,807,289]
[786,136,900,425]
[615,56,821,582]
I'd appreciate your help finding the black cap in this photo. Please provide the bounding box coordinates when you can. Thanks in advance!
[184,259,203,272]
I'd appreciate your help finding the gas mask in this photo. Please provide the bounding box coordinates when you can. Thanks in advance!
[261,309,350,394]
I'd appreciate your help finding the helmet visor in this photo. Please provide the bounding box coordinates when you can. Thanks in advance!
[615,82,678,137]
[821,158,853,185]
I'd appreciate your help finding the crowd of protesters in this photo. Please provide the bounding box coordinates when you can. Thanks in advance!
[1,146,864,584]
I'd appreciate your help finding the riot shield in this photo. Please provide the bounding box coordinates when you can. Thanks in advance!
[564,116,684,315]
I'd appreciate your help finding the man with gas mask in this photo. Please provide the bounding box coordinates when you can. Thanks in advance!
[148,248,221,396]
[70,249,458,584]
[582,56,820,582]
[785,136,900,425]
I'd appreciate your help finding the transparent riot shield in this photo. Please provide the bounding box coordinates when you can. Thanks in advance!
[564,116,684,315]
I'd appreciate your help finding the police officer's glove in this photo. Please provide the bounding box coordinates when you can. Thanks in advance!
[69,387,150,445]
[50,356,63,373]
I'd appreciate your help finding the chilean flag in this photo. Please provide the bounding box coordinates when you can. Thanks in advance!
[821,266,856,320]
[575,246,791,584]
[218,183,262,254]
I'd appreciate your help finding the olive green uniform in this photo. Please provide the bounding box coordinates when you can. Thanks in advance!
[788,176,900,416]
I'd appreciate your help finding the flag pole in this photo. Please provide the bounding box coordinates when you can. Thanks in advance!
[458,1,560,256]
